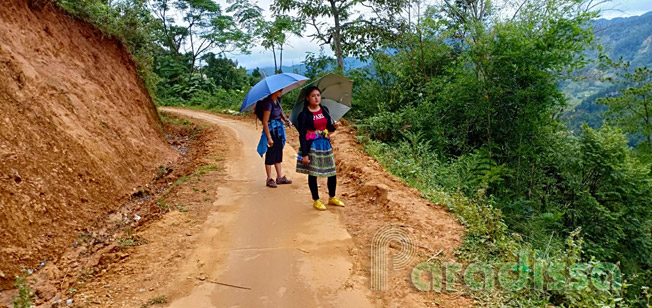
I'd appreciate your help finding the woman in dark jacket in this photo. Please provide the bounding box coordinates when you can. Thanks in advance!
[296,86,345,211]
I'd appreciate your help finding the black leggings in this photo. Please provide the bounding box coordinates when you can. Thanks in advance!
[308,175,336,200]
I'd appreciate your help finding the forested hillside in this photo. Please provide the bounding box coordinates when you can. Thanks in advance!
[564,11,652,135]
[25,0,652,306]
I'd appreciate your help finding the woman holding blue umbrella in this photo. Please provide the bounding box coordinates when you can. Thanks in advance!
[241,73,308,188]
[257,90,293,188]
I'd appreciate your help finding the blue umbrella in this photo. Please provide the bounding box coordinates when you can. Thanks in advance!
[240,73,309,112]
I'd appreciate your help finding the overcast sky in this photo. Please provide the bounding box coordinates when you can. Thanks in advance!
[228,0,652,69]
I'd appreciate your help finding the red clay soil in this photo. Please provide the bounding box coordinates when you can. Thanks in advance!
[0,0,177,289]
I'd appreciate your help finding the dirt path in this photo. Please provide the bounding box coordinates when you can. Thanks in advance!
[17,108,470,308]
[158,108,375,307]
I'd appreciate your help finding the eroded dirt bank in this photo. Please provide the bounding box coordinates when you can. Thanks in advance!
[0,0,177,289]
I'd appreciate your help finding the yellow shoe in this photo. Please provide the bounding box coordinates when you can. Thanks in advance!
[328,197,345,207]
[313,200,326,211]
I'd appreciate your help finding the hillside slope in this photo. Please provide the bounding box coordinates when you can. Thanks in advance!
[0,0,177,288]
[594,11,652,69]
[563,11,652,133]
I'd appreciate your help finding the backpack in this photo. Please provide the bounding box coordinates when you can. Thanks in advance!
[254,100,266,121]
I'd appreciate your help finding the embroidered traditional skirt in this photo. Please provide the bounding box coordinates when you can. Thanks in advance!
[296,138,336,177]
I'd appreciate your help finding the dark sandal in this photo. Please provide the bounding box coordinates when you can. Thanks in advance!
[276,176,292,184]
[266,178,277,188]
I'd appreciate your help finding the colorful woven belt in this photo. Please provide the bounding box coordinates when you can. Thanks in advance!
[306,129,330,140]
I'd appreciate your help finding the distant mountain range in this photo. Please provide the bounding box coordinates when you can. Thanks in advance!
[593,11,652,69]
[563,11,652,134]
[247,57,369,76]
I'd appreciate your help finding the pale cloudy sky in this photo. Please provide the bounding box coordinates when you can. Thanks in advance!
[227,0,652,69]
[597,0,652,18]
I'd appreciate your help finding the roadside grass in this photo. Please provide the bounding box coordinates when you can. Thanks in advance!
[141,295,167,308]
[156,162,224,212]
[159,111,192,127]
[12,271,34,308]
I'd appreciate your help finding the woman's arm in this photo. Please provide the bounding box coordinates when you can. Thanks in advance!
[279,108,292,127]
[298,111,311,157]
[262,110,273,147]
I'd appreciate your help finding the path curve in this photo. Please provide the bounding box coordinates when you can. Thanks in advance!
[159,107,375,308]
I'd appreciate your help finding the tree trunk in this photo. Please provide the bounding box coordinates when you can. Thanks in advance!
[157,2,180,56]
[188,23,196,74]
[417,0,428,83]
[272,45,278,74]
[329,0,344,72]
[190,55,196,74]
[279,44,284,73]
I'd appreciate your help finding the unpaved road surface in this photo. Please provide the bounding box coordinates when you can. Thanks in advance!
[159,108,375,307]
[30,108,470,308]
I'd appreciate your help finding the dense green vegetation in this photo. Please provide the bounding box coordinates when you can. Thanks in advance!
[349,2,651,305]
[52,0,650,306]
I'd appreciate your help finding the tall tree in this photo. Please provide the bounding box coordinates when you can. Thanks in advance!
[272,0,354,71]
[273,0,415,72]
[441,0,596,171]
[201,52,250,90]
[149,0,187,55]
[148,0,249,72]
[598,65,652,152]
[229,0,302,74]
[226,0,263,33]
[258,16,303,73]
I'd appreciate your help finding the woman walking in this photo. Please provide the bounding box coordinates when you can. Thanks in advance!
[296,86,345,210]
